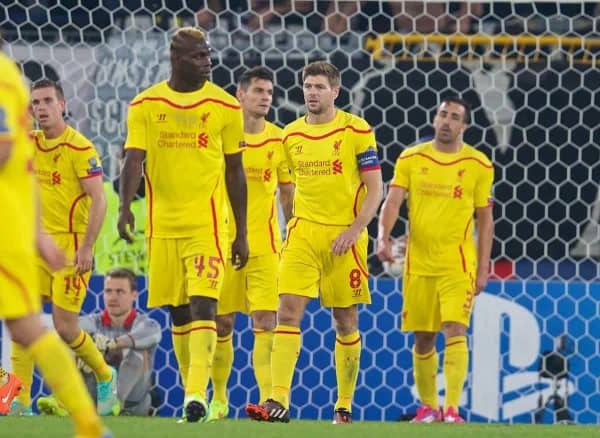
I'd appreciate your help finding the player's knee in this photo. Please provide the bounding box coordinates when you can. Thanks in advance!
[332,306,358,335]
[169,305,191,326]
[414,331,437,353]
[216,314,235,336]
[442,322,467,339]
[189,296,217,320]
[53,319,80,344]
[251,311,276,331]
[277,295,304,327]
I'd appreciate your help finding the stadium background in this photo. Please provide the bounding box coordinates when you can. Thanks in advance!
[1,0,598,424]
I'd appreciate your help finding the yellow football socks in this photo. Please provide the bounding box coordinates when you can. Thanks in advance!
[11,341,33,407]
[334,331,361,412]
[211,332,233,403]
[28,332,102,437]
[172,322,192,390]
[443,336,468,411]
[253,329,274,403]
[68,330,112,382]
[414,347,439,409]
[185,320,217,398]
[270,325,301,409]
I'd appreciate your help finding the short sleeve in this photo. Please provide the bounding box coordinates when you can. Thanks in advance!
[73,145,102,179]
[125,99,147,151]
[276,143,293,184]
[391,150,411,189]
[351,117,377,156]
[474,163,494,208]
[222,107,245,155]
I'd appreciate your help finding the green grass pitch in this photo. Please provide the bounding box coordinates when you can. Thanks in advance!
[0,417,598,438]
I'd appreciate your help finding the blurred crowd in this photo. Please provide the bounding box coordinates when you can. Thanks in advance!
[3,1,600,44]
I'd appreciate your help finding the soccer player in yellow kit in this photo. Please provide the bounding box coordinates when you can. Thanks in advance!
[10,79,117,416]
[246,61,383,424]
[208,67,294,421]
[0,49,110,437]
[377,96,494,423]
[118,27,249,423]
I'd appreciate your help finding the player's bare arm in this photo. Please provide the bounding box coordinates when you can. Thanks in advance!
[0,141,11,165]
[475,205,494,295]
[76,175,107,274]
[332,168,383,256]
[0,103,14,165]
[278,182,295,223]
[118,148,146,243]
[225,151,249,269]
[376,186,407,263]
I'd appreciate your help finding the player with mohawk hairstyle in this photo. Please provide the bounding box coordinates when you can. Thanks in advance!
[119,27,248,423]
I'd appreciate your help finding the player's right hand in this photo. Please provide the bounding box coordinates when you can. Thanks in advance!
[37,233,66,271]
[376,237,394,263]
[231,235,249,270]
[117,208,135,243]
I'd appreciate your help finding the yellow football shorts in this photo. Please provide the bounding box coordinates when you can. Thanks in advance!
[38,232,91,313]
[218,253,279,315]
[148,232,228,308]
[278,218,371,308]
[400,271,476,332]
[0,254,41,319]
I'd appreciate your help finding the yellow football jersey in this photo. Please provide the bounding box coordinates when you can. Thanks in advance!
[0,52,36,257]
[125,80,245,238]
[32,126,102,234]
[227,121,292,256]
[282,110,379,226]
[391,141,494,276]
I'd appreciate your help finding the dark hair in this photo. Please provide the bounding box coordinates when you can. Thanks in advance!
[302,61,340,87]
[31,79,65,100]
[105,267,137,291]
[440,95,471,123]
[238,66,274,90]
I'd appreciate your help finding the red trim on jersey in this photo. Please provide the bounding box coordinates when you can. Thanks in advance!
[283,125,372,143]
[73,233,79,251]
[398,152,493,169]
[145,174,154,238]
[459,245,467,272]
[0,263,33,313]
[278,181,294,186]
[129,96,240,110]
[268,201,277,254]
[463,217,473,241]
[210,196,225,264]
[68,193,87,233]
[353,183,365,217]
[172,326,218,336]
[282,218,300,251]
[405,237,411,275]
[79,173,102,180]
[336,336,361,346]
[246,137,281,148]
[351,245,369,279]
[360,165,381,172]
[34,136,92,153]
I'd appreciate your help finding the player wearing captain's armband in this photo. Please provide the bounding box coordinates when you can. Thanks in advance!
[377,96,494,424]
[246,61,383,425]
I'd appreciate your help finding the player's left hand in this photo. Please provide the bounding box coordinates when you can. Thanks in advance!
[332,225,361,256]
[475,268,489,295]
[231,235,249,270]
[75,244,93,275]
